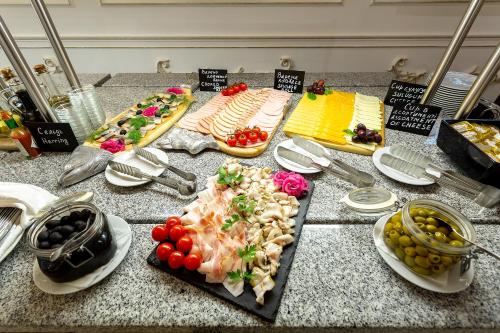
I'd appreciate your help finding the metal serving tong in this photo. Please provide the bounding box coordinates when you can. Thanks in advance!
[380,145,500,209]
[108,161,196,196]
[277,142,375,188]
[133,146,197,182]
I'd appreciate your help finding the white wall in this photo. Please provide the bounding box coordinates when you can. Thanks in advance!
[0,0,499,97]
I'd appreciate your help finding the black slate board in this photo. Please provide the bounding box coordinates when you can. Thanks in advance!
[147,181,315,322]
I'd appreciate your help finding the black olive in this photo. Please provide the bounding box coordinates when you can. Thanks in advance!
[37,230,50,242]
[50,243,62,249]
[38,241,51,249]
[45,220,60,230]
[155,111,162,117]
[88,214,96,225]
[120,129,127,135]
[156,98,162,102]
[136,110,143,115]
[74,220,87,232]
[117,119,127,127]
[69,211,82,222]
[136,103,142,108]
[81,209,92,220]
[163,105,170,110]
[49,231,63,244]
[95,232,109,249]
[60,215,72,225]
[59,225,75,236]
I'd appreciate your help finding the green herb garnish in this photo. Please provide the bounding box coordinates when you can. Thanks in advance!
[127,129,142,143]
[221,214,241,231]
[217,166,243,188]
[307,92,317,101]
[227,269,255,282]
[90,128,106,140]
[237,245,256,263]
[130,116,148,130]
[343,129,356,137]
[232,195,256,215]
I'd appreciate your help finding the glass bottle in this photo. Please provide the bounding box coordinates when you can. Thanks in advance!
[1,111,41,158]
[0,71,23,115]
[0,68,44,122]
[33,64,69,107]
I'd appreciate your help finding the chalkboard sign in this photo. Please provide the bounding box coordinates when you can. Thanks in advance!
[385,103,441,136]
[274,69,305,93]
[198,69,228,92]
[384,80,427,107]
[25,122,79,152]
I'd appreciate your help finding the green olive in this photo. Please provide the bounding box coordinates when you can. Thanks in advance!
[410,208,419,218]
[426,217,439,226]
[404,247,416,257]
[440,255,453,266]
[415,245,428,257]
[416,222,426,230]
[395,248,405,260]
[411,235,422,246]
[437,226,450,235]
[399,235,413,247]
[427,210,438,217]
[417,209,428,217]
[384,222,394,234]
[391,213,402,223]
[384,237,397,249]
[426,225,437,233]
[431,263,446,275]
[414,216,426,223]
[434,231,447,243]
[404,255,416,267]
[389,230,400,244]
[412,266,431,275]
[428,253,441,264]
[415,256,431,268]
[393,222,403,233]
[449,231,463,241]
[449,240,464,247]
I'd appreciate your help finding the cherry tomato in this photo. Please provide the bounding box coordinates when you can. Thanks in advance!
[221,89,230,96]
[252,126,261,134]
[239,83,248,91]
[166,216,181,229]
[151,225,169,242]
[227,88,235,96]
[227,135,237,147]
[156,242,174,261]
[176,236,193,253]
[232,85,240,94]
[238,134,248,146]
[248,131,259,143]
[169,225,186,242]
[234,129,243,137]
[259,131,268,141]
[243,128,252,139]
[184,253,202,271]
[168,251,185,269]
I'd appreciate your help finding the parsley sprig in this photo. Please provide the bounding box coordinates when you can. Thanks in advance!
[232,195,256,215]
[222,214,241,231]
[227,269,255,282]
[237,245,256,263]
[217,166,243,189]
[227,245,257,282]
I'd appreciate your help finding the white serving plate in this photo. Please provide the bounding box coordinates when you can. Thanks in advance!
[273,139,330,174]
[105,147,168,187]
[373,214,474,293]
[372,147,434,186]
[33,214,132,295]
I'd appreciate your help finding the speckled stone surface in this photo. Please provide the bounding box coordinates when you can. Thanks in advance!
[102,72,395,89]
[1,85,498,224]
[0,224,498,333]
[49,72,111,89]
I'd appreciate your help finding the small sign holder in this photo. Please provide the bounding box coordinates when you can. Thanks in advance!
[273,69,305,93]
[198,69,228,92]
[385,103,441,136]
[384,80,427,107]
[25,121,79,152]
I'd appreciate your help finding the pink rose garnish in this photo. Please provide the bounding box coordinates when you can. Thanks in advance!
[142,106,158,117]
[100,139,125,154]
[165,87,184,95]
[272,171,309,198]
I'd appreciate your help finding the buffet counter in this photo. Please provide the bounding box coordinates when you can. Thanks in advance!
[0,73,499,333]
[0,224,498,333]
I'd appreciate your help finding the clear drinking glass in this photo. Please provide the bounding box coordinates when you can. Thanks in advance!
[53,102,92,144]
[67,84,106,130]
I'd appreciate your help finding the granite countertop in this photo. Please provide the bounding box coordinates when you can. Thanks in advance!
[2,85,498,224]
[0,224,498,333]
[50,72,111,89]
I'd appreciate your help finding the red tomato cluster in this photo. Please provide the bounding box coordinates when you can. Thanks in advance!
[221,82,248,96]
[226,126,268,147]
[152,216,202,271]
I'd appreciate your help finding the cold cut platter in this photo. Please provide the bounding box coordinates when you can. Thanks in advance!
[147,159,314,321]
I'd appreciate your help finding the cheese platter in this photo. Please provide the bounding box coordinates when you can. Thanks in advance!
[147,159,314,321]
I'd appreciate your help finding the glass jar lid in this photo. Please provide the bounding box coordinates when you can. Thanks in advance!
[340,187,398,215]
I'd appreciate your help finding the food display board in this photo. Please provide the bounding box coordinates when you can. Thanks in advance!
[84,89,194,152]
[283,89,385,156]
[147,180,314,322]
[177,87,292,157]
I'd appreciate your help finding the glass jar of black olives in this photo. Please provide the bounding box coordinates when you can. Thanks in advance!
[383,199,476,276]
[27,202,116,283]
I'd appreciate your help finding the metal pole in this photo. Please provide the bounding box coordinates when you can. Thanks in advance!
[454,43,500,120]
[420,0,484,105]
[0,15,56,122]
[30,0,81,89]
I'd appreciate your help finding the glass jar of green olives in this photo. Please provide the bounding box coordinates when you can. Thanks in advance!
[383,199,476,276]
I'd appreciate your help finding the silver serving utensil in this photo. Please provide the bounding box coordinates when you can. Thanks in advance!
[277,146,375,188]
[108,161,196,195]
[434,217,500,261]
[133,146,197,182]
[292,136,375,186]
[380,154,432,180]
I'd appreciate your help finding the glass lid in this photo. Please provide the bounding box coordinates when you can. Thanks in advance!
[341,187,398,216]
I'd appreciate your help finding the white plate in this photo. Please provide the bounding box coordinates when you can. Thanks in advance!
[372,147,434,186]
[273,139,330,174]
[33,214,132,295]
[105,147,167,187]
[373,214,474,293]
